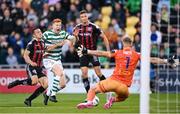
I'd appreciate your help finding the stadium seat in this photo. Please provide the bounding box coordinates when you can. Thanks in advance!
[101,6,112,16]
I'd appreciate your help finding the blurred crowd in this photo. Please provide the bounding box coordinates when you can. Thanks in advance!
[0,0,179,66]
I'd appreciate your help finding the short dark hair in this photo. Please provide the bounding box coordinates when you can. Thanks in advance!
[80,10,87,15]
[32,27,39,34]
[123,37,132,44]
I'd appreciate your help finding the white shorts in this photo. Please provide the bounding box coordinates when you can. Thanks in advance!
[43,59,64,71]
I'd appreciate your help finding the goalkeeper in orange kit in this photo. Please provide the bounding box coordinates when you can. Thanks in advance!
[76,37,178,109]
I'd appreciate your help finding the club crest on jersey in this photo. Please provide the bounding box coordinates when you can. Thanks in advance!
[123,51,132,55]
[32,69,37,74]
[87,27,92,31]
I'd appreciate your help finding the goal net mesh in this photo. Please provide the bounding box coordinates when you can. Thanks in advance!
[150,0,180,113]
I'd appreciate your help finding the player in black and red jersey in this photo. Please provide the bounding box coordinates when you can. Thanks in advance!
[73,10,111,100]
[8,28,48,106]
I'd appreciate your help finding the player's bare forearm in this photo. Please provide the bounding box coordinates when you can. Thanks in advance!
[101,33,110,51]
[104,38,110,51]
[46,41,64,51]
[88,50,112,58]
[150,57,167,64]
[23,50,34,65]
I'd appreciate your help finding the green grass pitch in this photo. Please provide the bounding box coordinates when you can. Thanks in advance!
[0,93,179,113]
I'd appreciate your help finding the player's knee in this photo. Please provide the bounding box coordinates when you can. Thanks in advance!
[54,70,62,76]
[60,84,66,89]
[96,72,102,77]
[39,77,48,89]
[41,83,48,89]
[52,65,63,76]
[31,77,38,85]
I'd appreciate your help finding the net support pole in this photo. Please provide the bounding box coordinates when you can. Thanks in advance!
[140,0,151,113]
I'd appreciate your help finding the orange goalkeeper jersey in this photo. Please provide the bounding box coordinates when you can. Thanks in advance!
[110,47,140,87]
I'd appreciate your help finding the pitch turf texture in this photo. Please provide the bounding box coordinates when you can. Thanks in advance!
[0,93,179,113]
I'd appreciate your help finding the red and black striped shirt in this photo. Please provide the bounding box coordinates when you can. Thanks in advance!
[74,22,102,50]
[26,39,44,67]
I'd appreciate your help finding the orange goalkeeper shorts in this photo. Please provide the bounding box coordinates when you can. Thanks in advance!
[97,78,129,97]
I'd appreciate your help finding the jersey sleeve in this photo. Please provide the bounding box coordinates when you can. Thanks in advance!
[42,32,48,41]
[42,32,48,49]
[94,25,102,36]
[60,30,69,39]
[26,41,33,51]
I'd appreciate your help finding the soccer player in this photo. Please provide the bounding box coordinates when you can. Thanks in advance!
[76,37,177,109]
[8,28,48,106]
[73,10,111,100]
[42,18,76,105]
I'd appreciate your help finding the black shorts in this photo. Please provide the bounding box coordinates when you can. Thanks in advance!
[79,55,100,67]
[26,64,46,78]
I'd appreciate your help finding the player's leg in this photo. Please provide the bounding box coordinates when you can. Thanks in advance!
[92,56,112,101]
[24,79,46,107]
[45,60,66,103]
[77,79,109,109]
[80,55,90,93]
[103,79,129,109]
[8,65,37,88]
[91,55,106,80]
[51,63,66,92]
[93,66,106,80]
[46,70,58,103]
[24,68,48,106]
[81,67,89,92]
[43,59,65,105]
[77,78,128,109]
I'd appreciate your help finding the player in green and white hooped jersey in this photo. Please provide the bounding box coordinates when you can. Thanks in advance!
[42,18,76,105]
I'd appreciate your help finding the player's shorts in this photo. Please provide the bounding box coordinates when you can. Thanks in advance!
[79,55,100,67]
[97,78,129,96]
[43,59,64,71]
[26,64,46,78]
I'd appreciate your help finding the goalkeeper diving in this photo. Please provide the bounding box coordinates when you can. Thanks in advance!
[76,37,178,109]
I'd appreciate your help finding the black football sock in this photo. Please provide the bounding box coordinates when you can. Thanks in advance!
[99,74,106,81]
[27,86,46,101]
[82,78,90,93]
[19,78,32,85]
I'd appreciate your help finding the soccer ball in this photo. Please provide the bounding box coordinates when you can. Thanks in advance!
[92,96,100,106]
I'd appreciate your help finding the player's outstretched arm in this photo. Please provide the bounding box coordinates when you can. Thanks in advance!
[77,45,112,58]
[150,57,167,64]
[150,56,178,68]
[88,50,112,58]
[46,41,65,51]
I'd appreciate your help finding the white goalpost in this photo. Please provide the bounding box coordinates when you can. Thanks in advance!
[140,0,151,113]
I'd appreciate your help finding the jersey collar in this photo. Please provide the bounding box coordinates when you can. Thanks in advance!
[123,47,132,51]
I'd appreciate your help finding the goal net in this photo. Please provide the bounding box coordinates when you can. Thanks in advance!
[149,0,180,113]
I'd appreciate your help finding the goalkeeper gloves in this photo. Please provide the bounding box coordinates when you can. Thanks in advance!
[77,45,88,57]
[167,55,177,68]
[74,41,81,49]
[81,46,87,54]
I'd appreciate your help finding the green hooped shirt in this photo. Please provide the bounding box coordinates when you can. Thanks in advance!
[43,30,72,61]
